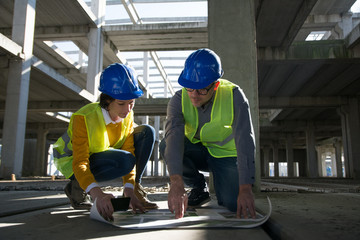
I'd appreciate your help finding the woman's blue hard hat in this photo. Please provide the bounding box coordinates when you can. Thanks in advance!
[98,63,143,100]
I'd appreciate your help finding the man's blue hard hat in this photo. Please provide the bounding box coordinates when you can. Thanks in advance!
[98,63,143,100]
[178,48,224,89]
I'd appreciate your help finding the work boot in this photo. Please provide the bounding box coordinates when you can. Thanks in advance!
[187,188,210,207]
[134,182,158,209]
[64,179,92,210]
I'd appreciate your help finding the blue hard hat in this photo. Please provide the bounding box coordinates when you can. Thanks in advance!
[178,48,224,89]
[98,63,143,100]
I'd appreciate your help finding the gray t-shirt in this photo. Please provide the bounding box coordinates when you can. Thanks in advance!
[163,85,256,185]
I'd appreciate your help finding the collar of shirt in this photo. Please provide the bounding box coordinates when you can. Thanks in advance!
[199,93,215,112]
[101,108,123,125]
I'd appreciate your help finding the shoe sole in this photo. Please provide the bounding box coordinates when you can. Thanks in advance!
[144,205,159,210]
[64,182,92,210]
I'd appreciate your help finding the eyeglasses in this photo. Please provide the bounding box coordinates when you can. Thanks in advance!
[185,83,215,95]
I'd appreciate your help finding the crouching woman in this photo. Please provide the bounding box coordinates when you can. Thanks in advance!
[53,63,157,221]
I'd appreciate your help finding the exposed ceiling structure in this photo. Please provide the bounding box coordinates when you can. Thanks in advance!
[0,0,360,150]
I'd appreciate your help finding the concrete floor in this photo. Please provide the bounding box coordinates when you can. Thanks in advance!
[0,177,359,240]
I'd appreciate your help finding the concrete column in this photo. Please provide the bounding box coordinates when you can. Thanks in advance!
[323,149,328,176]
[208,0,260,190]
[142,52,150,125]
[86,0,105,98]
[338,98,360,179]
[35,125,49,176]
[0,0,36,179]
[272,143,279,177]
[263,147,270,177]
[286,134,294,177]
[22,139,37,176]
[348,98,360,179]
[330,149,337,177]
[78,51,84,67]
[161,118,167,177]
[338,107,351,177]
[22,126,48,177]
[334,139,343,178]
[306,122,319,177]
[153,116,160,176]
[161,119,167,176]
[316,146,324,176]
[143,52,149,96]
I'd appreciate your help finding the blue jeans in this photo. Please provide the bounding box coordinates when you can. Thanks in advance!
[160,137,239,212]
[86,125,155,183]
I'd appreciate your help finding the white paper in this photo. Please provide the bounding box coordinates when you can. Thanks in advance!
[90,198,111,224]
[90,196,272,229]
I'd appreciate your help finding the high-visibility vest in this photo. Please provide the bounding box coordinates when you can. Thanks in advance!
[53,103,133,178]
[182,79,237,158]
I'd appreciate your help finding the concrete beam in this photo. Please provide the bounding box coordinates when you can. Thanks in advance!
[104,21,207,33]
[0,101,88,112]
[121,0,142,24]
[345,22,360,48]
[102,34,127,65]
[34,40,80,69]
[29,100,89,112]
[26,122,69,130]
[133,97,169,116]
[260,119,341,129]
[311,0,356,15]
[0,33,24,59]
[0,98,169,116]
[75,0,98,27]
[281,0,318,50]
[104,22,207,51]
[259,96,349,108]
[31,56,95,102]
[34,25,90,40]
[303,14,342,31]
[0,96,350,115]
[258,40,355,61]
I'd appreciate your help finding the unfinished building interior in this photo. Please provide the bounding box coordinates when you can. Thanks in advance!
[0,1,360,239]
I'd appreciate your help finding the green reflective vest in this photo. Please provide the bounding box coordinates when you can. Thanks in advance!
[53,103,133,178]
[182,79,237,158]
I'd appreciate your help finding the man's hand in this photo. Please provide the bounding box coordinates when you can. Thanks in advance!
[168,175,188,219]
[89,187,115,221]
[123,187,146,213]
[237,184,256,219]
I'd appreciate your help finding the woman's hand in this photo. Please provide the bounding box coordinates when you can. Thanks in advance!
[123,187,146,213]
[89,187,115,221]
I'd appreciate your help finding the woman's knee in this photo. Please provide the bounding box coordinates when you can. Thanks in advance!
[90,150,136,179]
[138,124,155,138]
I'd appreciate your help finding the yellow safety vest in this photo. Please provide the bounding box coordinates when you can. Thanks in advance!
[182,79,237,158]
[53,103,133,178]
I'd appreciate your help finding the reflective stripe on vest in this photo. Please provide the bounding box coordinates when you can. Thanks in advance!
[53,103,133,178]
[182,79,237,158]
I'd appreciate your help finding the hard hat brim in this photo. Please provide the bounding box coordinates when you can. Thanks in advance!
[178,71,213,89]
[101,89,144,100]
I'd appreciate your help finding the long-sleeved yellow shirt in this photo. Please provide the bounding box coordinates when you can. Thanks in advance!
[72,114,135,191]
